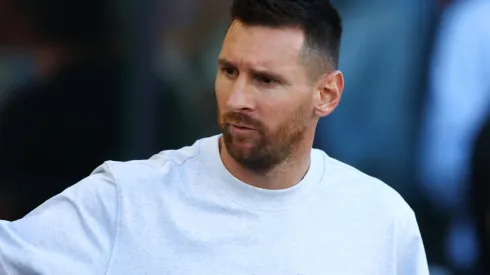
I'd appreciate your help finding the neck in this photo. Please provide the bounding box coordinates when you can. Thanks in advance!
[219,135,313,190]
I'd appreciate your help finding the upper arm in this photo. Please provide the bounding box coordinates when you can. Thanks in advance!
[0,164,118,275]
[396,209,430,275]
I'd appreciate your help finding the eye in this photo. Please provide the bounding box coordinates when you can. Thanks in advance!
[255,75,279,86]
[221,66,238,79]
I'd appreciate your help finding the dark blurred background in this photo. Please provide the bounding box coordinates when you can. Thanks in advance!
[0,0,489,274]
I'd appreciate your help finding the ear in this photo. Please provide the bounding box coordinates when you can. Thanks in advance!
[313,70,344,118]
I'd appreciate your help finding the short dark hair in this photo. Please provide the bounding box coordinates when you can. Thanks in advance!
[230,0,342,77]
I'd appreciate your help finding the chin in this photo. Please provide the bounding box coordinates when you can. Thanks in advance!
[229,139,256,152]
[226,138,257,156]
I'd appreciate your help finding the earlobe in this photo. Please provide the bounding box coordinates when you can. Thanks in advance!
[314,70,344,117]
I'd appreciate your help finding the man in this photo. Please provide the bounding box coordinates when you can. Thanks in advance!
[0,0,429,274]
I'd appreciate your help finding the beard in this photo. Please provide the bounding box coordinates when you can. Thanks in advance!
[218,103,312,174]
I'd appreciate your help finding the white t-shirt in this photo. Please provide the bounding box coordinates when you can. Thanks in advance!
[0,135,429,275]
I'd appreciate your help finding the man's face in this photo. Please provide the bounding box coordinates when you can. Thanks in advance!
[215,20,316,172]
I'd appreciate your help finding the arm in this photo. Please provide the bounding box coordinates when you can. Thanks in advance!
[397,210,430,275]
[0,164,118,275]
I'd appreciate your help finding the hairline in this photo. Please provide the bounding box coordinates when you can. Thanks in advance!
[229,19,335,82]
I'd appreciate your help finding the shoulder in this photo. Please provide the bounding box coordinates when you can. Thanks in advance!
[315,149,415,222]
[94,137,208,189]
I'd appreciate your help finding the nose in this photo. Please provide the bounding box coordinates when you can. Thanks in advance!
[226,77,256,112]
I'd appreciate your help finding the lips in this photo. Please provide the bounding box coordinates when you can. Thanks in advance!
[227,123,258,135]
[231,124,255,130]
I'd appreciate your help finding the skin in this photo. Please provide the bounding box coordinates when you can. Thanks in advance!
[215,20,344,190]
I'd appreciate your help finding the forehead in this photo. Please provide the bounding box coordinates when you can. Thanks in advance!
[220,21,305,70]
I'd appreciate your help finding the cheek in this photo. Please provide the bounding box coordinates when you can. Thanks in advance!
[267,100,312,132]
[260,103,290,132]
[215,76,229,112]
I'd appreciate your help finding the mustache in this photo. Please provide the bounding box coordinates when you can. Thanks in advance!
[222,112,264,130]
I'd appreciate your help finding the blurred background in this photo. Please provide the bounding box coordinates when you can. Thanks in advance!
[0,0,488,274]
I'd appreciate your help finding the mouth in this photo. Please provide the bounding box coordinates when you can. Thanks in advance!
[228,123,257,133]
[231,124,254,130]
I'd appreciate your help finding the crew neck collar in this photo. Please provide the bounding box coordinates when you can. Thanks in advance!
[199,135,326,211]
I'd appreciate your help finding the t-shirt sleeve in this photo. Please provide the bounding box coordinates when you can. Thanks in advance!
[396,209,430,275]
[0,163,118,275]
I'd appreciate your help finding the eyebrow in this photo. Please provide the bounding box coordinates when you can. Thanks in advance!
[218,58,291,86]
